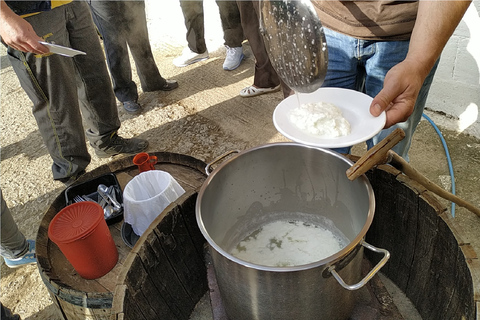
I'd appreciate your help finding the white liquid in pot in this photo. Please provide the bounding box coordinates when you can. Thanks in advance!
[230,219,349,267]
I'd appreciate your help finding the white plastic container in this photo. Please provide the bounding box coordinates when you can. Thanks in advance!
[123,170,185,236]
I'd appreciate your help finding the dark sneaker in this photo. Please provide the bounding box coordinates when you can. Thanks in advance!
[145,79,179,92]
[4,240,36,268]
[95,133,148,158]
[158,79,178,91]
[123,101,142,114]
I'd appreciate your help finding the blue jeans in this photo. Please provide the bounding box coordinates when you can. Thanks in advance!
[323,28,438,161]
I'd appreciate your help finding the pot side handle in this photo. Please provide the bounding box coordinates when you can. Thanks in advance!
[205,150,240,175]
[329,240,390,291]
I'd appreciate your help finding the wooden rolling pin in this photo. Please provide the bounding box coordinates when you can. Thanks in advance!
[346,128,480,218]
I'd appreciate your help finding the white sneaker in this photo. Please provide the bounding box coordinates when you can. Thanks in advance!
[223,46,244,71]
[173,47,209,67]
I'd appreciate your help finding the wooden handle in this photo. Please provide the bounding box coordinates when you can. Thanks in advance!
[388,151,480,218]
[346,128,406,181]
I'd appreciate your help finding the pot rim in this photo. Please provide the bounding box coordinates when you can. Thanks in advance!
[196,142,375,272]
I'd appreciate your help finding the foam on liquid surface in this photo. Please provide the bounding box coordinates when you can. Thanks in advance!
[230,219,348,267]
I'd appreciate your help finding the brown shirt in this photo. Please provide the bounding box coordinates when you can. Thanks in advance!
[312,1,419,40]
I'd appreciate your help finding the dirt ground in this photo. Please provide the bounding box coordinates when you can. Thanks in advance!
[1,1,479,319]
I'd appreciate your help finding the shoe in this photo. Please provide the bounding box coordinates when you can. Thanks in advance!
[56,169,86,186]
[4,240,36,268]
[94,133,148,158]
[158,79,179,91]
[144,79,179,92]
[239,85,281,97]
[173,47,209,67]
[123,101,142,114]
[223,46,244,71]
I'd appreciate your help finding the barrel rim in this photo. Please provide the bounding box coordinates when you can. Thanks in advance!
[36,152,208,308]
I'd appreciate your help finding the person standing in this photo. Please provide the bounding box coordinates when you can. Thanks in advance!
[311,0,471,160]
[0,0,148,183]
[88,0,178,114]
[174,0,245,71]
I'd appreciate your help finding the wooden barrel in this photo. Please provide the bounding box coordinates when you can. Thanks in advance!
[111,190,207,319]
[36,152,207,320]
[111,160,479,320]
[363,164,477,320]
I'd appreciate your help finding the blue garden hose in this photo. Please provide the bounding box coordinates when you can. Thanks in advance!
[422,113,456,217]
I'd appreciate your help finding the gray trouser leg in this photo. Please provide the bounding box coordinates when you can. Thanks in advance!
[216,0,244,47]
[179,0,207,53]
[6,2,121,180]
[0,189,27,259]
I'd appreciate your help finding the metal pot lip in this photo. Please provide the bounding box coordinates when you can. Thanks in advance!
[196,142,375,272]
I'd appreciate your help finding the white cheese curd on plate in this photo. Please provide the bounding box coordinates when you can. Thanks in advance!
[288,102,351,138]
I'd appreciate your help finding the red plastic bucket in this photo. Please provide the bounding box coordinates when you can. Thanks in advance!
[48,202,118,279]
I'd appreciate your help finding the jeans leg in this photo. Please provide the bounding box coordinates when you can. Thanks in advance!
[179,0,207,53]
[88,0,138,103]
[123,1,166,92]
[322,28,361,91]
[0,189,27,260]
[216,0,244,47]
[321,28,362,154]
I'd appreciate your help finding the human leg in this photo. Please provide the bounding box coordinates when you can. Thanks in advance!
[322,28,364,91]
[49,2,147,158]
[7,9,91,180]
[174,0,209,67]
[62,2,124,148]
[237,0,281,92]
[321,28,364,154]
[178,0,207,53]
[216,0,243,47]
[1,189,36,268]
[123,1,178,92]
[216,0,244,70]
[88,0,138,103]
[0,189,27,260]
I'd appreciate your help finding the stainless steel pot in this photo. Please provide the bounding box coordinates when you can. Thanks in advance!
[196,143,389,320]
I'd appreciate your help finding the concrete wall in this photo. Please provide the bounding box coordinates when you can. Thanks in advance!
[426,0,480,138]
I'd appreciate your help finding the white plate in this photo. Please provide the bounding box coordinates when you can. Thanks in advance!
[39,41,86,57]
[273,88,386,148]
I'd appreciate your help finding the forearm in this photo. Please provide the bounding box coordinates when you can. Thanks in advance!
[406,0,472,79]
[1,0,17,24]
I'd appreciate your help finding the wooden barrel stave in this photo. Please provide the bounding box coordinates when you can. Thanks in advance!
[36,152,207,320]
[365,165,475,320]
[38,152,478,319]
[114,191,208,319]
